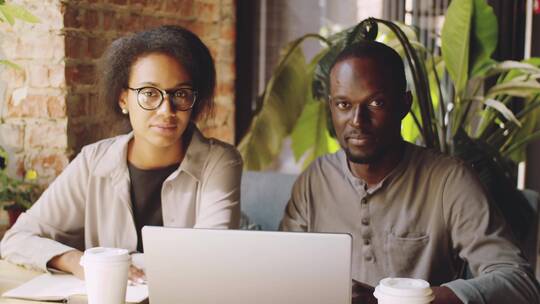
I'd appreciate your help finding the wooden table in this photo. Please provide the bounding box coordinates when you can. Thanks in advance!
[0,260,87,304]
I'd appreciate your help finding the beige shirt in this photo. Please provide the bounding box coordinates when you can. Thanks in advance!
[1,126,242,271]
[281,142,540,304]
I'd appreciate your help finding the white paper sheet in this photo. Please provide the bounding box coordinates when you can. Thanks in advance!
[2,273,148,303]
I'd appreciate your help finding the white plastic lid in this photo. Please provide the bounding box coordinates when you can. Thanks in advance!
[376,277,433,298]
[81,247,131,265]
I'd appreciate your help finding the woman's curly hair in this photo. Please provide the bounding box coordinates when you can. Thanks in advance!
[99,25,216,121]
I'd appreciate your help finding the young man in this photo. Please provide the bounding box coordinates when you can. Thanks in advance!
[280,40,540,304]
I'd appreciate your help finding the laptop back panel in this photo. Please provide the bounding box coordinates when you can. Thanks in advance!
[142,227,352,304]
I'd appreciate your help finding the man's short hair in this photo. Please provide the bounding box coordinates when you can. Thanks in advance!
[329,40,407,95]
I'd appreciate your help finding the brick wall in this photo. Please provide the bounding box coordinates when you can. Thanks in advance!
[0,0,236,184]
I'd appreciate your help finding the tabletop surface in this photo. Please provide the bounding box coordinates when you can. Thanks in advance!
[0,260,88,304]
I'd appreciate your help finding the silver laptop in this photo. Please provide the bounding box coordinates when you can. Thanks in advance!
[142,227,352,304]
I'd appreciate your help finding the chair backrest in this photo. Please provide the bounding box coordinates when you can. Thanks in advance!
[240,171,297,231]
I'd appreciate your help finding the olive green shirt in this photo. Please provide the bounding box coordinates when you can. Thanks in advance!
[280,142,540,304]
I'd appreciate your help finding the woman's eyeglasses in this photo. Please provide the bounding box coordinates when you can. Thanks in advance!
[127,86,198,111]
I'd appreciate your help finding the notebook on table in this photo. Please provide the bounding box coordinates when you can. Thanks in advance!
[2,272,148,303]
[142,227,352,304]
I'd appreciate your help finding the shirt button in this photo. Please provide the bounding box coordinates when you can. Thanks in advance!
[363,238,371,245]
[361,218,369,226]
[361,198,367,205]
[365,255,373,262]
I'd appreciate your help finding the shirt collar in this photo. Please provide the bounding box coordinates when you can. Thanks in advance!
[92,123,210,182]
[340,141,413,195]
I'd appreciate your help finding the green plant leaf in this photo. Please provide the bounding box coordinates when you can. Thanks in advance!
[482,98,521,127]
[503,128,540,161]
[238,35,329,170]
[291,49,340,166]
[0,4,39,24]
[0,5,14,25]
[441,0,473,95]
[486,80,540,99]
[291,101,339,168]
[0,59,21,69]
[469,0,497,78]
[504,98,540,162]
[483,60,540,78]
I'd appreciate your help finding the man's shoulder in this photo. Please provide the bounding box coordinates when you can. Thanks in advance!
[297,150,347,182]
[407,143,468,171]
[404,143,476,185]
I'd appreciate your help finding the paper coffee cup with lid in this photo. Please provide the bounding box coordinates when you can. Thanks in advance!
[80,247,131,304]
[374,277,435,304]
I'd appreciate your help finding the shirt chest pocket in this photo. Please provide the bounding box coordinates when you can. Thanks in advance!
[384,231,430,276]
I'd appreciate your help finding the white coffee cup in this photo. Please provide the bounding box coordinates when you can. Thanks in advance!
[80,247,131,304]
[374,277,435,304]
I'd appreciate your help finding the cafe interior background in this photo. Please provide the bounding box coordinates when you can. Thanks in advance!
[1,0,540,279]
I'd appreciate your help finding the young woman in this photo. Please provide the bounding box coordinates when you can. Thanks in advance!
[0,25,242,280]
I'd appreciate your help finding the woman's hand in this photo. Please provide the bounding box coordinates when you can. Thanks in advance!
[128,265,146,285]
[47,250,85,280]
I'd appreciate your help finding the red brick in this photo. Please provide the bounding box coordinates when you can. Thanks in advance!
[115,12,139,32]
[84,9,99,30]
[48,94,67,118]
[220,22,235,41]
[217,41,234,63]
[49,64,66,88]
[66,93,88,118]
[0,123,24,151]
[28,65,50,88]
[221,0,235,20]
[26,150,70,183]
[142,15,162,29]
[87,36,108,59]
[31,34,57,60]
[26,122,68,149]
[7,94,59,118]
[178,0,196,19]
[188,22,219,40]
[65,33,85,59]
[87,92,102,115]
[13,153,26,179]
[103,11,116,31]
[1,66,26,88]
[1,33,17,58]
[128,13,143,32]
[66,63,96,85]
[15,37,34,59]
[109,0,128,5]
[216,61,235,84]
[216,81,234,97]
[205,102,232,127]
[164,0,182,11]
[146,0,164,11]
[130,0,147,7]
[63,5,82,28]
[194,2,218,22]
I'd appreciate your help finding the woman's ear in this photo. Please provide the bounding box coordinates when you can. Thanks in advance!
[118,90,128,112]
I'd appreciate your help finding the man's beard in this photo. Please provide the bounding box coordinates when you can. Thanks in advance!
[344,147,383,164]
